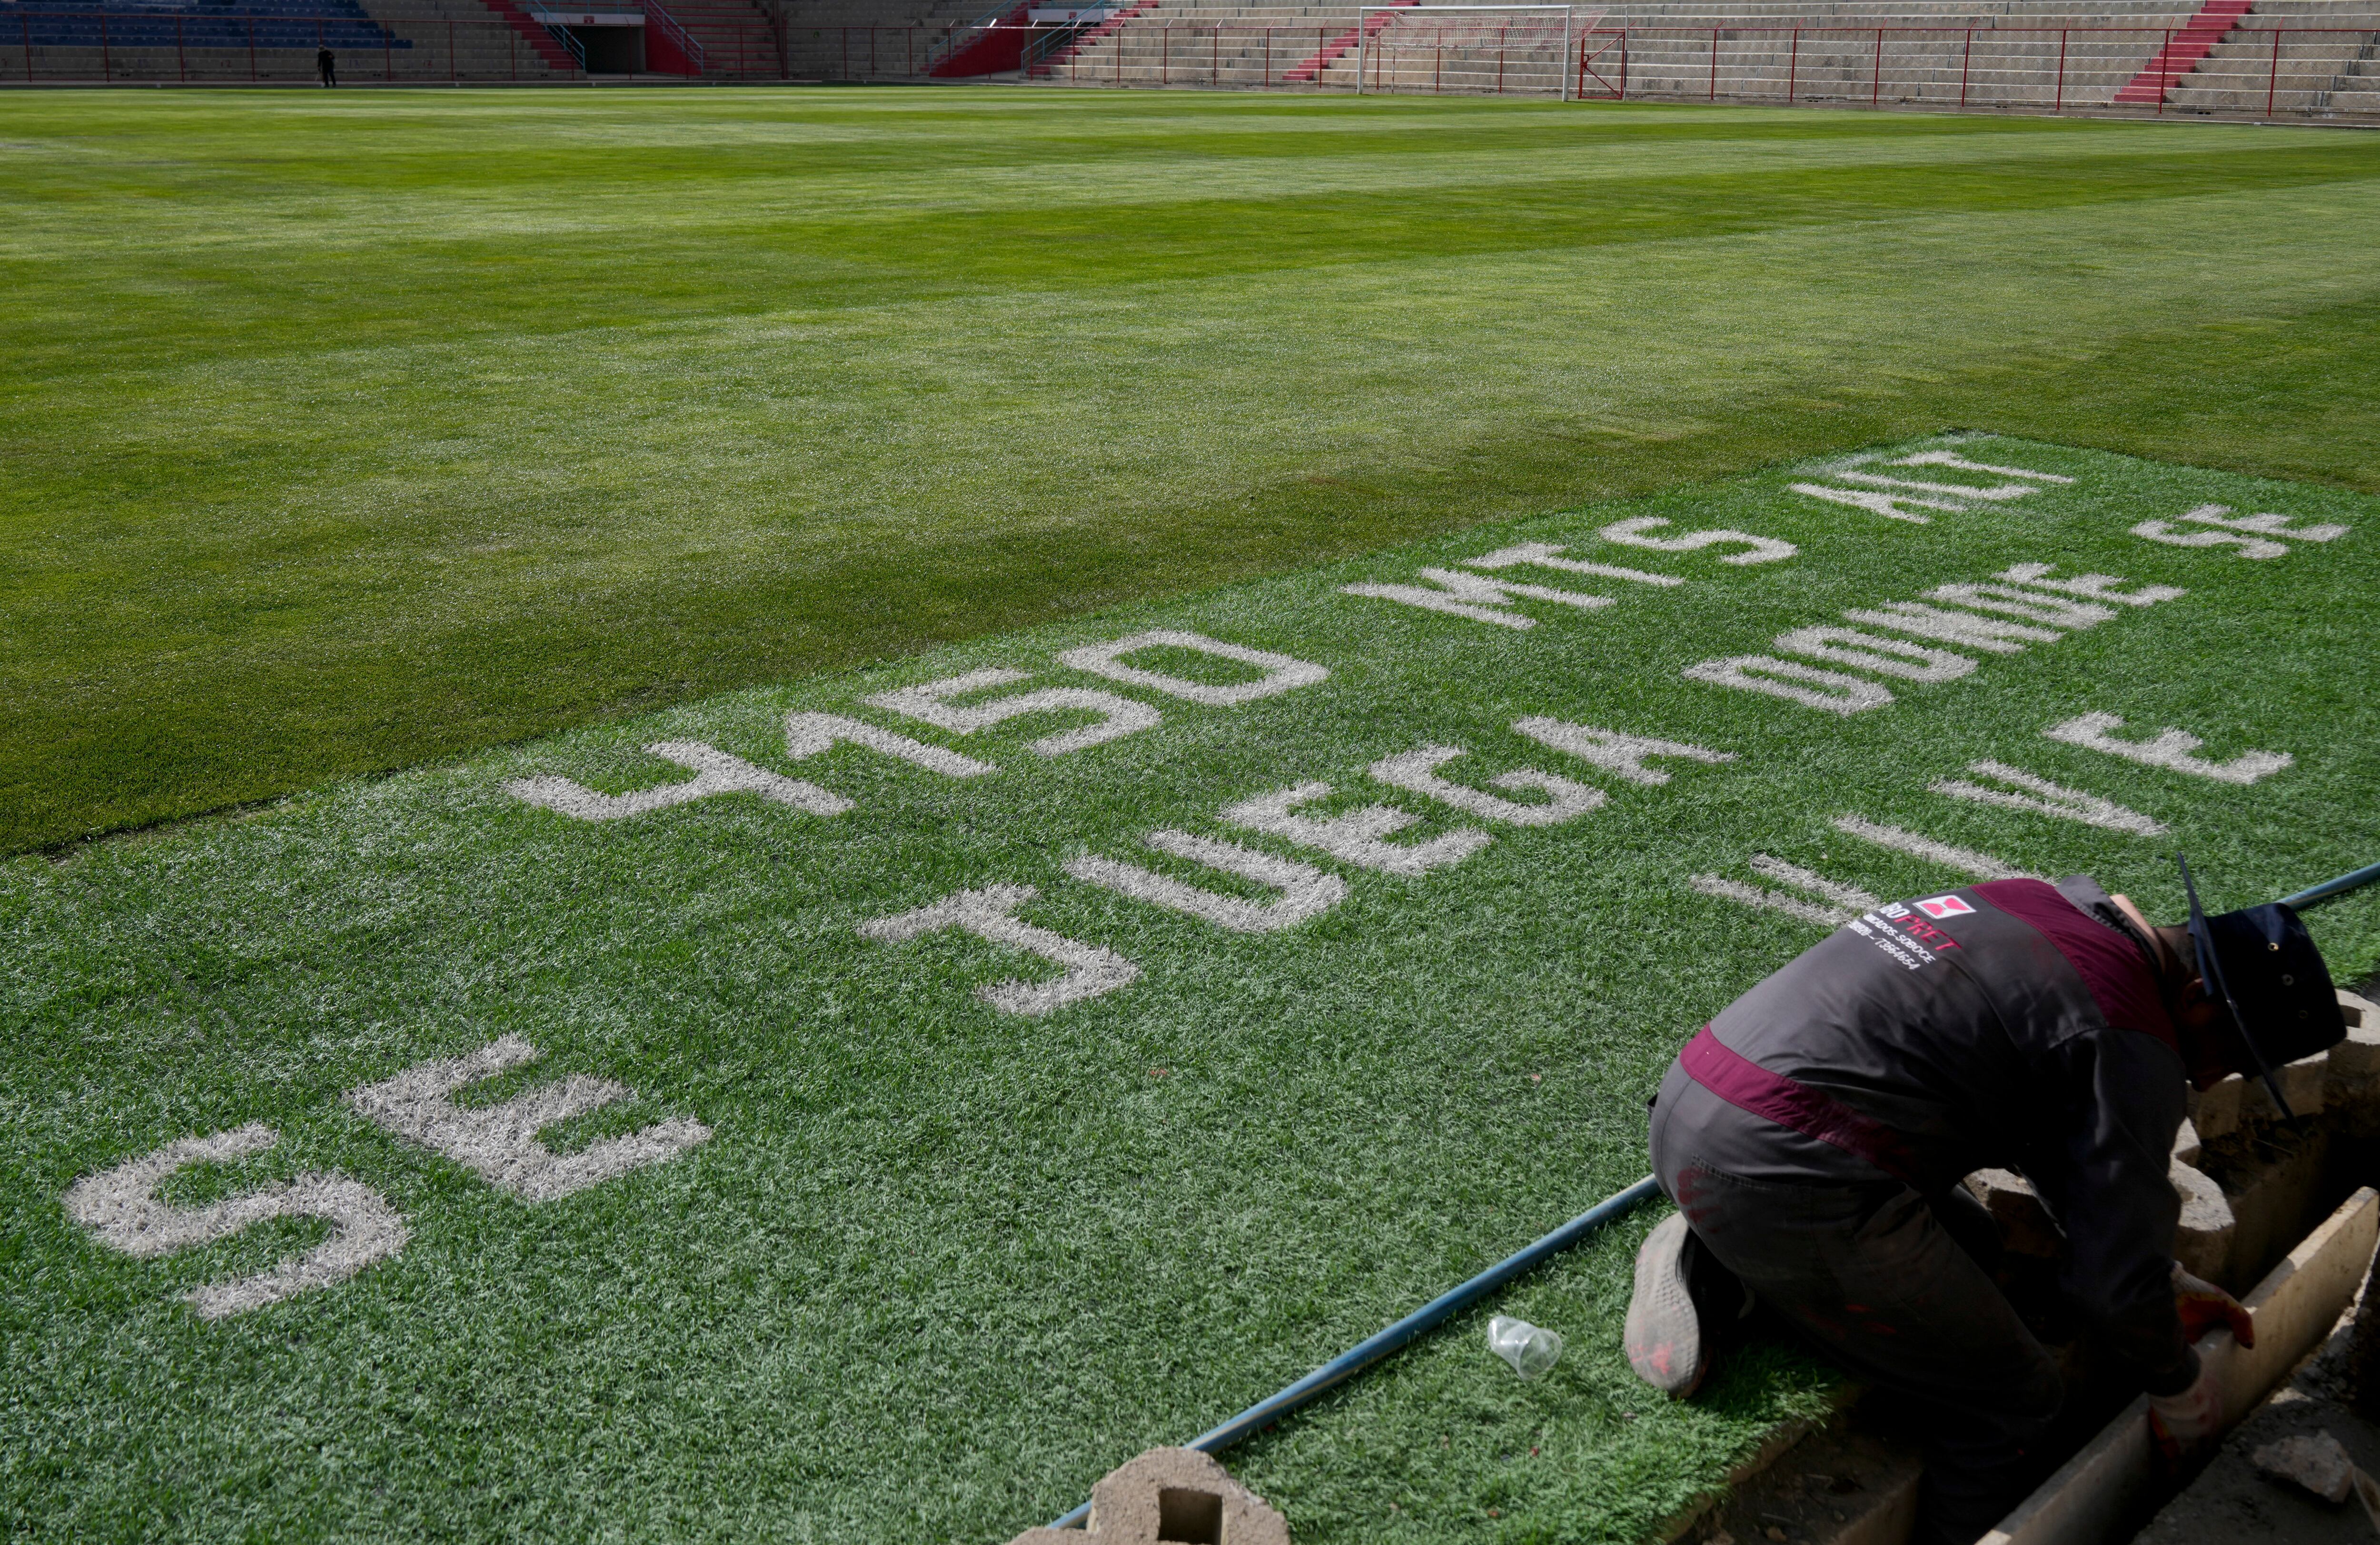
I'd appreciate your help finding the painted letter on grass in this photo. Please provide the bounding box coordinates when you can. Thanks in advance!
[1996,564,2182,608]
[506,741,852,822]
[64,1124,409,1319]
[2132,505,2349,560]
[1773,627,1976,683]
[1885,449,2073,485]
[1368,745,1605,826]
[1066,831,1346,933]
[1337,569,1612,630]
[784,714,997,777]
[2043,713,2292,785]
[1463,542,1683,587]
[1830,816,2032,881]
[1928,760,2168,836]
[1690,857,1878,929]
[1681,656,1893,715]
[1508,719,1735,785]
[348,1039,712,1203]
[1055,630,1327,705]
[864,669,1160,757]
[1222,782,1492,876]
[1597,517,1796,565]
[858,884,1140,1016]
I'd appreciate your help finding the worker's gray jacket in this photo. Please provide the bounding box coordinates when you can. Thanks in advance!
[1653,875,2191,1389]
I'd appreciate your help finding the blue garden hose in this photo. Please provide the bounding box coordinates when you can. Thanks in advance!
[1045,1174,1664,1530]
[1042,860,2378,1529]
[2281,860,2380,912]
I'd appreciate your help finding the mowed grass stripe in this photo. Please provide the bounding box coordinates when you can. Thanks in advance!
[0,114,2333,249]
[10,130,2378,365]
[1,91,2377,853]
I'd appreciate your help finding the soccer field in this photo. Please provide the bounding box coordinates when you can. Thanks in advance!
[5,89,2380,1545]
[3,89,2379,854]
[9,427,2378,1542]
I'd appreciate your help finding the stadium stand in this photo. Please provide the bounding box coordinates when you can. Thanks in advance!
[1024,0,2380,115]
[0,0,607,80]
[2112,0,2249,98]
[782,0,1006,76]
[2154,0,2380,109]
[6,0,394,51]
[1,0,2370,107]
[365,0,580,76]
[641,0,775,74]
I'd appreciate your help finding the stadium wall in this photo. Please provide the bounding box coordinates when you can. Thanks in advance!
[2,0,2373,120]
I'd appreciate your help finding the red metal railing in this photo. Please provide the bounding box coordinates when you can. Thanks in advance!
[790,18,2378,119]
[644,0,704,74]
[1549,24,2379,116]
[8,9,2374,116]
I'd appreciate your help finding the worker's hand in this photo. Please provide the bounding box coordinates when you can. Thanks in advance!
[2173,1263,2254,1348]
[2146,1357,2223,1465]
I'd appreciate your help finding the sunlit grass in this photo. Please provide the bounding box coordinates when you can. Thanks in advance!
[2,88,2376,852]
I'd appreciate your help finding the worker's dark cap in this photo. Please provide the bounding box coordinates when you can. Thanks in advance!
[2192,901,2346,1067]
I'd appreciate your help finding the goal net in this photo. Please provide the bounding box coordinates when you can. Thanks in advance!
[1356,5,1598,98]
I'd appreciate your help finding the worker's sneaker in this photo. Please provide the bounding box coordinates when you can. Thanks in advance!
[1624,1212,1747,1399]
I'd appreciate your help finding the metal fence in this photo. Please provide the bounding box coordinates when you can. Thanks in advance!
[873,17,2378,117]
[1556,24,2380,115]
[1,12,586,81]
[9,9,2374,117]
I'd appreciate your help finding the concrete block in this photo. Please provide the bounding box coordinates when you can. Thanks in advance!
[2222,1130,2333,1295]
[2171,1159,2238,1286]
[2330,992,2377,1065]
[1978,1187,2380,1545]
[2172,1117,2202,1169]
[2194,1051,2329,1139]
[2264,1052,2330,1121]
[1008,1447,1288,1545]
[2250,1431,2356,1505]
[2324,992,2380,1138]
[1964,1169,2062,1259]
[2192,1075,2246,1141]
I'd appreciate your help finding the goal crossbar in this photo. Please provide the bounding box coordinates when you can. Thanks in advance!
[1356,4,1590,98]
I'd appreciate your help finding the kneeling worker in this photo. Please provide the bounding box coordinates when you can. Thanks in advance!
[1626,866,2348,1545]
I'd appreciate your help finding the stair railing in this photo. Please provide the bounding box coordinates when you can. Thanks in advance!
[2312,26,2379,109]
[643,0,704,71]
[921,1,1014,71]
[1021,6,1114,74]
[520,0,589,69]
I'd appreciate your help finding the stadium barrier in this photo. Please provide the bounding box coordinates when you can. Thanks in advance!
[1554,24,2380,116]
[1013,18,2379,116]
[10,10,2372,116]
[0,12,585,82]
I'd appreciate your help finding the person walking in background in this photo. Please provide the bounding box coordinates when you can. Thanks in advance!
[318,46,337,85]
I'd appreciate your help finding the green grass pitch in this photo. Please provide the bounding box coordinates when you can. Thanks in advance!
[4,89,2380,854]
[7,429,2376,1542]
[5,87,2380,1543]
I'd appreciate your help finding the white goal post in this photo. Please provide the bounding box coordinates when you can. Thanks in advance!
[1356,4,1599,99]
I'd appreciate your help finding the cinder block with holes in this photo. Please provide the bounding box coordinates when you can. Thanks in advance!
[1008,1447,1289,1545]
[2324,991,2380,1138]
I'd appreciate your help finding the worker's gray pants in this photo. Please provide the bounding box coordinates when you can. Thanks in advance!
[1654,1153,2065,1545]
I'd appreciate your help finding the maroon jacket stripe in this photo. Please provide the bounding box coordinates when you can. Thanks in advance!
[1679,1025,1925,1187]
[1972,880,2177,1050]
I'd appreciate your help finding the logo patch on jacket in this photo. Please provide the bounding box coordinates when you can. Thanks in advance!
[1914,894,1976,920]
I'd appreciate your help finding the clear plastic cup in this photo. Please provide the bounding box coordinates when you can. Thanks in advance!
[1487,1315,1564,1380]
